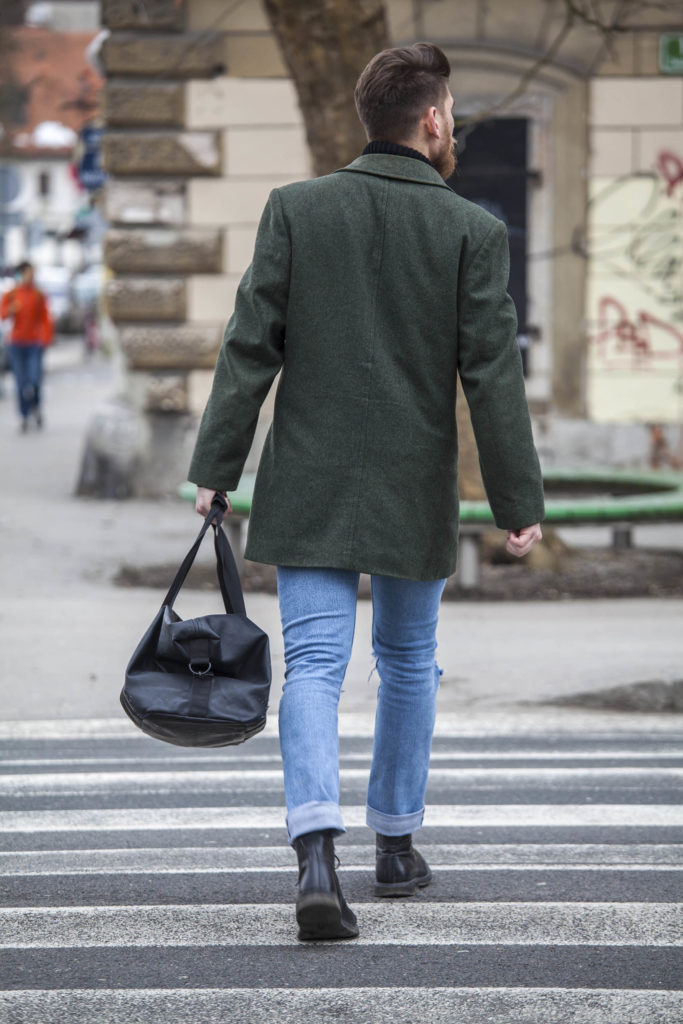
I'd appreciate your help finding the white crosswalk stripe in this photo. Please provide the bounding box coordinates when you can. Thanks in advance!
[2,901,681,947]
[3,766,682,794]
[0,987,681,1024]
[0,716,681,1023]
[2,803,681,831]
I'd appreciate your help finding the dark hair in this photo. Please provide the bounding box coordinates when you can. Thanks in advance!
[16,261,33,274]
[354,42,451,143]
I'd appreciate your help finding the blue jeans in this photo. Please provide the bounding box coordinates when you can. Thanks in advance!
[8,344,43,419]
[277,567,446,844]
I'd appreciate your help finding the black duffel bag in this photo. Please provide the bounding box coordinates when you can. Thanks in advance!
[121,494,271,747]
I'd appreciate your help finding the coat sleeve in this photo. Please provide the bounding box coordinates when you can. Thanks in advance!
[0,289,14,320]
[38,293,53,347]
[188,189,290,490]
[457,218,545,530]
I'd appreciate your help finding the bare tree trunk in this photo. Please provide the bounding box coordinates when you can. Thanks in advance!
[263,0,388,176]
[264,0,487,506]
[0,4,25,157]
[456,379,487,500]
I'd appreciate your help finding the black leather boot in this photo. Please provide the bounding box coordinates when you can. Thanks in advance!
[293,830,359,940]
[375,832,433,897]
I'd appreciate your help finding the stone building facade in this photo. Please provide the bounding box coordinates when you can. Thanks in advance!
[98,0,683,494]
[586,74,683,424]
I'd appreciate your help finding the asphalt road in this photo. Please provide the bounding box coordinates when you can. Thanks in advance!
[0,718,681,1023]
[2,342,683,722]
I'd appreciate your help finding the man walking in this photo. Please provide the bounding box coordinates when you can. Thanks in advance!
[189,42,544,941]
[1,261,53,432]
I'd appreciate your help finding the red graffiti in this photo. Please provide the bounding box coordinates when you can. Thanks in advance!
[656,150,683,197]
[591,295,683,371]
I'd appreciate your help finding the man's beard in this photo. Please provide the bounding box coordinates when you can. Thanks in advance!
[434,136,457,180]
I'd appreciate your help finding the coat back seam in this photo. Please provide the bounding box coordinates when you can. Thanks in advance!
[345,176,390,560]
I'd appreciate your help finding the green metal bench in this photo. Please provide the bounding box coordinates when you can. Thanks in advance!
[457,468,683,587]
[181,468,683,588]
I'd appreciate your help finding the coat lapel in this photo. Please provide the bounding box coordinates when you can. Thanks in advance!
[336,154,453,191]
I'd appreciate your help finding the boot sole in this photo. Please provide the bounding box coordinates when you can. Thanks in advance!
[296,891,359,941]
[374,870,433,898]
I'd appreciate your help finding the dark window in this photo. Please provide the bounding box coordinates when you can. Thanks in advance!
[447,118,531,370]
[38,171,51,197]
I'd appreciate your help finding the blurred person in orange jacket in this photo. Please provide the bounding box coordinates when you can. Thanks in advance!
[0,261,53,432]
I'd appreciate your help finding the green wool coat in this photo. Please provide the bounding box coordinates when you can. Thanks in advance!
[188,154,545,581]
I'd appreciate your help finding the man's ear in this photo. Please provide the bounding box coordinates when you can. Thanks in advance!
[424,106,440,139]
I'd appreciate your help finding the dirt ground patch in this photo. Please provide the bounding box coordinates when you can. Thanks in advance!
[114,545,683,601]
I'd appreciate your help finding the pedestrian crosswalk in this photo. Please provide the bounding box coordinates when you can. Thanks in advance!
[0,715,681,1023]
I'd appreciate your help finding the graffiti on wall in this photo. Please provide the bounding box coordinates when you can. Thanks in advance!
[591,297,683,372]
[586,151,683,421]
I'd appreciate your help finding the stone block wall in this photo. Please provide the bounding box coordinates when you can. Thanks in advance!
[97,0,682,496]
[99,0,310,494]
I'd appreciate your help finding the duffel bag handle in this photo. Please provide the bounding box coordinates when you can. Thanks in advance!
[162,494,246,616]
[212,514,246,616]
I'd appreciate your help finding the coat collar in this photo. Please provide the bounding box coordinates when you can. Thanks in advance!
[336,154,453,190]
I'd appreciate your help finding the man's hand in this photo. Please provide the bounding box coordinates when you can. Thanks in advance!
[506,523,542,558]
[195,487,232,518]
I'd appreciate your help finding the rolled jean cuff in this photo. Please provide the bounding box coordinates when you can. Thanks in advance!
[366,803,425,836]
[286,800,346,846]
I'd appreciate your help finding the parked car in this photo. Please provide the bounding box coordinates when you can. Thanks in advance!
[70,264,104,350]
[71,264,103,311]
[0,276,15,380]
[34,265,73,334]
[67,264,103,337]
[0,327,9,380]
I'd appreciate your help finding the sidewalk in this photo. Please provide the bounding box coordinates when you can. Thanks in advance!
[1,342,682,726]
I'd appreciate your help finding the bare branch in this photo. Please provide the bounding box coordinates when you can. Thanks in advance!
[454,5,576,132]
[453,0,677,132]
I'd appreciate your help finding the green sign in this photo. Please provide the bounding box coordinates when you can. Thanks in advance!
[660,34,683,74]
